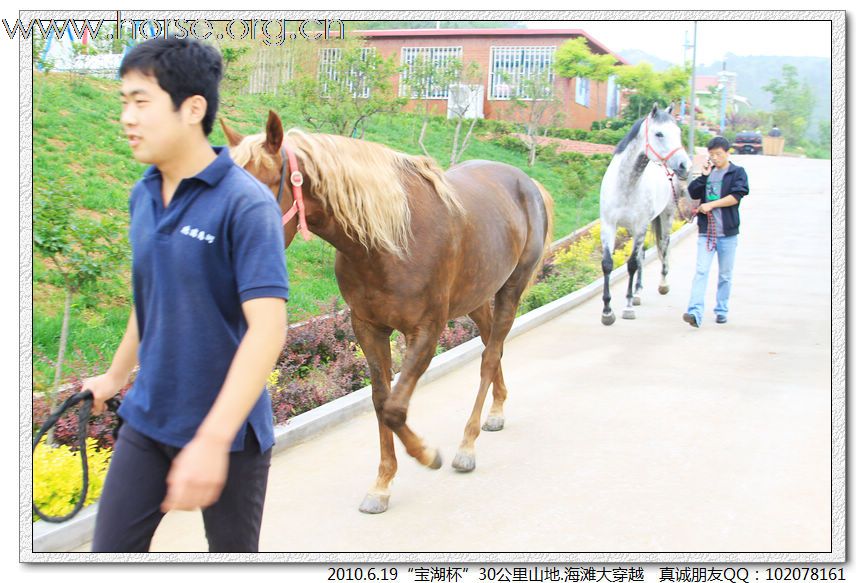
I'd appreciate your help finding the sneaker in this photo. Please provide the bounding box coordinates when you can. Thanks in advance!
[682,312,699,328]
[716,314,728,324]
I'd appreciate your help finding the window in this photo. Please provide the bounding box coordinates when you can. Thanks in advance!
[400,46,464,99]
[575,76,591,107]
[489,46,555,100]
[247,48,293,94]
[318,47,375,98]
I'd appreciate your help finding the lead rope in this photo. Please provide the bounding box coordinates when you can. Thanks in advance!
[705,209,717,252]
[688,201,718,251]
[667,172,690,223]
[682,170,718,252]
[33,390,122,523]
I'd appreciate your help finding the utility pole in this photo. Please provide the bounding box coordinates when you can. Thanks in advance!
[688,21,698,157]
[682,29,693,118]
[719,61,728,133]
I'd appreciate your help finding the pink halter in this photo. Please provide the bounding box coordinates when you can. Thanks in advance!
[277,145,312,242]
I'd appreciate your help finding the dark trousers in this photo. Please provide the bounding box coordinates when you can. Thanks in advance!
[91,422,272,552]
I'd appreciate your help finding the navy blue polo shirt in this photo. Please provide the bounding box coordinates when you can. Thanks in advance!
[120,146,289,454]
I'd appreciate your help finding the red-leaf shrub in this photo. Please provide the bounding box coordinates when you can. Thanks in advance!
[34,301,485,445]
[32,378,131,451]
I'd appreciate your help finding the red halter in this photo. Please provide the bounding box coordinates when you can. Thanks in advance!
[277,145,312,242]
[644,115,689,223]
[644,115,684,175]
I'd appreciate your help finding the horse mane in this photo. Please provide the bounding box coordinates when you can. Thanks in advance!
[613,110,676,155]
[233,129,464,257]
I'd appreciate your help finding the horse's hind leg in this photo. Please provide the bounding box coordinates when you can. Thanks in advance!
[453,276,527,472]
[600,220,617,326]
[352,316,398,514]
[623,227,648,320]
[381,323,444,470]
[468,301,507,432]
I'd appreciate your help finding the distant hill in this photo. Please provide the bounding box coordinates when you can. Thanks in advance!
[617,49,830,136]
[618,49,677,71]
[697,54,830,122]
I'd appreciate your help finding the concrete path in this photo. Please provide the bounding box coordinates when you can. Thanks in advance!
[75,156,833,554]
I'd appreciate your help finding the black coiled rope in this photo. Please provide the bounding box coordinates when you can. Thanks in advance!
[32,389,122,523]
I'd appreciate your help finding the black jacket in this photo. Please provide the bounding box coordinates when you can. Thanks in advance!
[688,162,750,236]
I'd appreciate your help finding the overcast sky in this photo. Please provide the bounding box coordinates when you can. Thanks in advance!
[523,20,832,67]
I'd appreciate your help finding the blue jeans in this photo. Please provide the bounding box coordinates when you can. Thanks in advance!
[687,234,738,326]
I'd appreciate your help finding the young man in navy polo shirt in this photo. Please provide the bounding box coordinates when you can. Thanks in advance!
[82,38,289,552]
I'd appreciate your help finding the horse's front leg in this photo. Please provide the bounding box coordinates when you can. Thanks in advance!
[656,210,674,295]
[352,315,398,514]
[600,221,617,326]
[623,227,648,320]
[633,242,646,306]
[381,322,444,470]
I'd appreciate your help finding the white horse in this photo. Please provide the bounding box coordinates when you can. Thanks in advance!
[599,104,692,325]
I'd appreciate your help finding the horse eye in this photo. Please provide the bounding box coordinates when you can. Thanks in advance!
[655,132,664,138]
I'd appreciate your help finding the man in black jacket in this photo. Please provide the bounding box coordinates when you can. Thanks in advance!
[683,136,750,327]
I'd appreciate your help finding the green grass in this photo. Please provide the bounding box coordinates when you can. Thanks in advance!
[32,73,605,390]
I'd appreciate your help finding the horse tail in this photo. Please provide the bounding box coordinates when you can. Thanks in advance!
[533,178,555,252]
[523,178,555,295]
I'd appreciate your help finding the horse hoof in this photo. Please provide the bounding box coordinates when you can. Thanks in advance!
[622,308,636,320]
[602,312,616,326]
[359,493,390,514]
[659,284,670,295]
[633,295,642,306]
[482,416,504,432]
[427,449,443,470]
[452,451,476,473]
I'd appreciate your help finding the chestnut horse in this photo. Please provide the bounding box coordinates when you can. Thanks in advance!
[222,111,554,514]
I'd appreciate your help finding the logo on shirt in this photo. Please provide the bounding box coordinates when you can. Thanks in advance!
[179,225,215,244]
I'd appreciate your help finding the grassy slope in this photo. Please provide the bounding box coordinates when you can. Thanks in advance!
[32,74,602,391]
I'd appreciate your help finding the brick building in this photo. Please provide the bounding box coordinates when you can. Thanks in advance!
[355,28,628,129]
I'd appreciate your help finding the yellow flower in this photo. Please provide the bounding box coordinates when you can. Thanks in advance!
[33,436,112,521]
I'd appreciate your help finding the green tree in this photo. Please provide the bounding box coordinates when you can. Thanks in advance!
[33,187,127,430]
[762,65,816,147]
[402,54,462,157]
[818,119,830,150]
[282,38,406,138]
[447,61,484,166]
[616,62,690,120]
[33,37,55,112]
[217,42,252,100]
[553,37,618,121]
[507,72,563,167]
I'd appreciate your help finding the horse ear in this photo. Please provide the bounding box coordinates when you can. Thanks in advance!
[265,110,284,155]
[666,103,674,114]
[650,102,659,118]
[220,118,244,147]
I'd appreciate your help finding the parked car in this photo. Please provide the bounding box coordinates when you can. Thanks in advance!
[733,131,763,155]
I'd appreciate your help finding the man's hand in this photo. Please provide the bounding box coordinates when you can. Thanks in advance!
[697,202,716,214]
[161,435,230,512]
[81,372,125,415]
[82,308,139,415]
